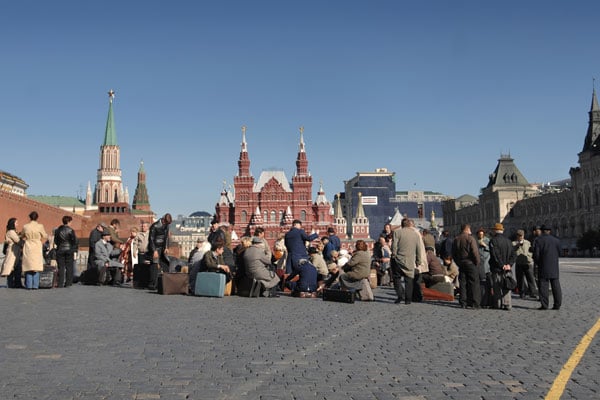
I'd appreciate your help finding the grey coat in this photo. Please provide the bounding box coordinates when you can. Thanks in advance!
[391,227,424,279]
[94,240,123,269]
[243,245,280,289]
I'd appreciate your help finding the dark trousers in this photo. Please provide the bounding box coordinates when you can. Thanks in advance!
[56,251,74,287]
[458,263,481,308]
[149,250,169,290]
[539,277,562,309]
[516,263,538,297]
[7,260,23,288]
[412,270,423,302]
[391,261,413,304]
[99,266,122,286]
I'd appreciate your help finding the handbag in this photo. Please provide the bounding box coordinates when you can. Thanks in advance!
[503,272,517,291]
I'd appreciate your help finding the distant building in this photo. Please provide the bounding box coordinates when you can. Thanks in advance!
[214,126,333,247]
[339,168,447,239]
[443,89,600,254]
[0,170,28,196]
[170,212,213,259]
[28,195,86,215]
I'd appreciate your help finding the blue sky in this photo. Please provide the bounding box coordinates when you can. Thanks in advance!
[2,1,599,218]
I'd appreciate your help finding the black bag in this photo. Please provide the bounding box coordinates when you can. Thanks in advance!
[503,273,517,291]
[322,288,356,303]
[2,242,7,256]
[39,265,58,288]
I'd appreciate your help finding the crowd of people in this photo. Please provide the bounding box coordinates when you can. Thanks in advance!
[1,211,563,311]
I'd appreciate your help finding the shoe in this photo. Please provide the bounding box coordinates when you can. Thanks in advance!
[538,306,548,310]
[405,301,411,305]
[552,306,560,310]
[394,298,403,304]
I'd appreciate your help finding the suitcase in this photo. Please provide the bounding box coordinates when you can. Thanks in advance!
[322,288,356,303]
[157,272,189,295]
[194,272,226,297]
[133,263,151,289]
[39,265,58,289]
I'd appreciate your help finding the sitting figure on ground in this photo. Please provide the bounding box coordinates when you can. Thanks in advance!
[308,245,328,283]
[285,259,318,296]
[338,240,371,297]
[243,236,280,297]
[94,231,124,286]
[422,246,448,287]
[190,238,231,292]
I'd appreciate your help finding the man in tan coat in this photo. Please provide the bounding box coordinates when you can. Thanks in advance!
[21,211,48,289]
[391,218,424,304]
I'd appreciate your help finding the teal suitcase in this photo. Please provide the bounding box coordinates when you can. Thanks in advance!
[194,272,226,297]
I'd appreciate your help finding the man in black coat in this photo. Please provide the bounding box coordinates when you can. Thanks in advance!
[533,225,562,310]
[489,223,516,310]
[452,224,481,309]
[147,213,172,290]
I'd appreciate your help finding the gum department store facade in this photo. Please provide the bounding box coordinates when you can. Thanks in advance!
[442,90,600,254]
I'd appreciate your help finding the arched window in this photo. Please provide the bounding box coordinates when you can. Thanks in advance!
[270,211,276,222]
[241,210,247,223]
[279,210,283,223]
[263,210,268,222]
[300,210,306,221]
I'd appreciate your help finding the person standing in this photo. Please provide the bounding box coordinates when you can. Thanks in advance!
[207,217,225,247]
[533,225,562,310]
[21,211,48,290]
[476,228,491,307]
[284,219,318,273]
[452,224,481,309]
[107,218,124,247]
[513,229,538,299]
[323,227,341,262]
[136,221,150,264]
[54,216,78,287]
[391,219,424,305]
[489,223,516,310]
[1,217,23,288]
[147,213,172,290]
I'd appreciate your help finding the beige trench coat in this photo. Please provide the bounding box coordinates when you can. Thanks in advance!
[1,230,21,276]
[21,221,47,273]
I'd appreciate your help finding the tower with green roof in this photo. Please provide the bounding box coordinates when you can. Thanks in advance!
[95,90,125,205]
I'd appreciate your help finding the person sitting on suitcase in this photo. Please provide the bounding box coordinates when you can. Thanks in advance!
[284,259,318,297]
[189,239,231,293]
[94,232,124,286]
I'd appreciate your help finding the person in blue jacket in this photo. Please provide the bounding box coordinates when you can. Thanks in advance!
[284,219,318,273]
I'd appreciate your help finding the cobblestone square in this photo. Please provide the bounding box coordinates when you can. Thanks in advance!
[1,259,598,399]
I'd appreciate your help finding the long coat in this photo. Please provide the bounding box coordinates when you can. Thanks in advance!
[243,245,280,289]
[391,227,424,279]
[343,250,371,281]
[21,220,47,273]
[284,227,318,272]
[1,229,21,276]
[533,233,561,279]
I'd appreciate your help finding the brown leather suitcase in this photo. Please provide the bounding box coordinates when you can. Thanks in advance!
[157,272,189,295]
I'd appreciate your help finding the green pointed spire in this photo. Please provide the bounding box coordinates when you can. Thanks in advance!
[103,90,117,146]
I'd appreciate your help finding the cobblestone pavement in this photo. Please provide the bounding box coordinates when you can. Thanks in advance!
[0,258,599,400]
